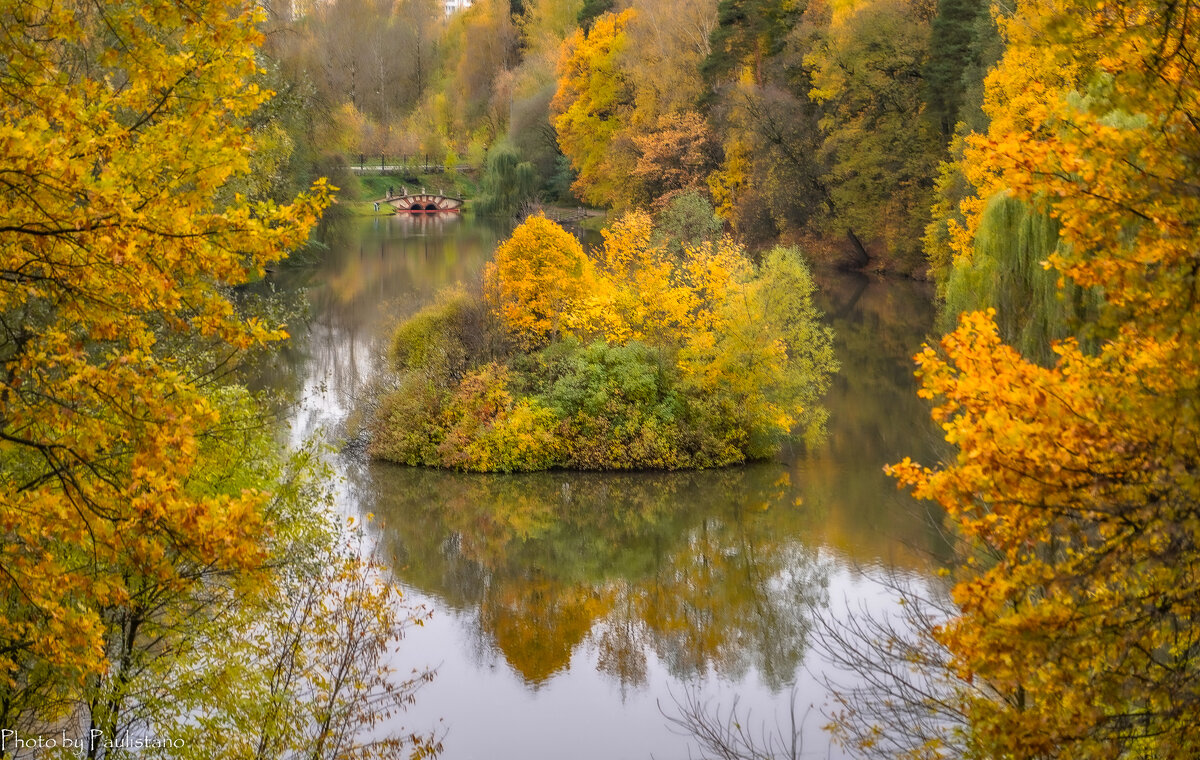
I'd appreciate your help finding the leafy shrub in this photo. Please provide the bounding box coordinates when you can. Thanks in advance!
[389,286,494,384]
[536,341,685,469]
[368,376,446,465]
[371,363,562,473]
[466,398,563,473]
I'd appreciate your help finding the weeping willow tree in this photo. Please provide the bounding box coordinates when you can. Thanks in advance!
[942,193,1100,364]
[475,143,539,219]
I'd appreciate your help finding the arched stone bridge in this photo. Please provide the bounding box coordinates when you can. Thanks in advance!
[379,187,464,213]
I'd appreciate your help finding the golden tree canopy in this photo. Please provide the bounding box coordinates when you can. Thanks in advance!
[888,0,1200,756]
[0,0,330,691]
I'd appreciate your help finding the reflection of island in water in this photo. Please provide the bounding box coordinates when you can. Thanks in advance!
[370,464,830,690]
[249,213,950,757]
[362,269,948,696]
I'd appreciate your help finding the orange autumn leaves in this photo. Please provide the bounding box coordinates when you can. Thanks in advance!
[484,215,595,349]
[0,0,329,709]
[891,315,1200,757]
[885,0,1200,756]
[550,10,716,211]
[484,212,749,351]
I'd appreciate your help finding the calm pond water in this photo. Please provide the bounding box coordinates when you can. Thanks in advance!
[261,213,948,760]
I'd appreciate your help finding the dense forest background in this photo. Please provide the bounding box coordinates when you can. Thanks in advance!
[259,0,1001,276]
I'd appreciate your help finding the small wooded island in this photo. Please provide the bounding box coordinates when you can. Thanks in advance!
[369,211,837,472]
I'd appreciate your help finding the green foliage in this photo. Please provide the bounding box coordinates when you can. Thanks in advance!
[546,154,580,204]
[435,365,540,471]
[392,293,467,378]
[924,0,989,139]
[700,0,803,90]
[655,191,723,252]
[943,193,1101,365]
[475,143,540,218]
[537,340,687,469]
[391,286,498,379]
[922,6,1003,286]
[681,245,837,459]
[577,0,615,30]
[508,85,569,199]
[373,289,506,465]
[755,246,838,444]
[538,340,673,417]
[955,2,1005,135]
[373,363,563,473]
[370,375,448,466]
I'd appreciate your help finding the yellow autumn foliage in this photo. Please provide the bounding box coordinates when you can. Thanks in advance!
[376,213,836,472]
[0,0,334,736]
[887,0,1200,756]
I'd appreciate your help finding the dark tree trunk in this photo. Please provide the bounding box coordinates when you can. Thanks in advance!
[843,228,871,269]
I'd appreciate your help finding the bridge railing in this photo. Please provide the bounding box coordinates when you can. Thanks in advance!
[349,155,476,175]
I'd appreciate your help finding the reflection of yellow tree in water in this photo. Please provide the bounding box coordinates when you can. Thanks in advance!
[593,594,650,689]
[371,465,830,688]
[480,578,614,683]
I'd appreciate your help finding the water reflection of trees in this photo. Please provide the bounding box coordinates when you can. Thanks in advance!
[258,212,948,703]
[248,215,509,435]
[369,465,832,690]
[805,271,950,567]
[360,273,948,694]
